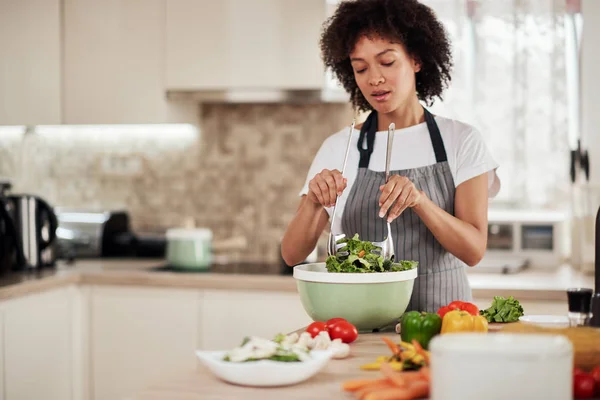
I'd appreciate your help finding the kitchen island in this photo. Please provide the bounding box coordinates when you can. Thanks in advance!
[0,259,593,400]
[130,330,403,400]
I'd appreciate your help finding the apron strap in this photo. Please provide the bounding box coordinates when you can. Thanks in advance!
[357,107,447,168]
[357,111,377,168]
[424,108,447,163]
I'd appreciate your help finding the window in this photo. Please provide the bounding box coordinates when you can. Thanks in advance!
[326,0,581,209]
[422,0,579,210]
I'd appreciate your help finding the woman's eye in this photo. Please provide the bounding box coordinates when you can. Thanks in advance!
[355,68,366,74]
[382,61,395,67]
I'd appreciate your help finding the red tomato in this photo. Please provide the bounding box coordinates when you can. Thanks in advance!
[325,317,347,330]
[574,367,587,377]
[574,374,596,398]
[305,321,327,338]
[328,320,358,344]
[590,366,600,387]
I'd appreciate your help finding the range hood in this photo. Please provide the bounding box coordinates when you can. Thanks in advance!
[165,87,350,104]
[164,0,347,104]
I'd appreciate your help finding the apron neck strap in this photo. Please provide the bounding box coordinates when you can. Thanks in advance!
[424,108,448,163]
[357,111,377,168]
[356,107,447,168]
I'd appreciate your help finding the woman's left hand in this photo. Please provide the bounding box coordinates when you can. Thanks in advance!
[378,175,424,222]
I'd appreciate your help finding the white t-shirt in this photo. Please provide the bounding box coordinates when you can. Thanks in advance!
[299,115,501,233]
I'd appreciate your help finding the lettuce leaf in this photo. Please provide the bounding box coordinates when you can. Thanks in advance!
[325,233,418,273]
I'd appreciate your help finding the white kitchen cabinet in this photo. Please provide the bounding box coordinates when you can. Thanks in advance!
[90,285,201,400]
[165,0,326,90]
[63,0,198,124]
[2,287,73,400]
[0,0,61,125]
[200,289,313,350]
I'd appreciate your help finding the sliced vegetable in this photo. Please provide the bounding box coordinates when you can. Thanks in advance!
[441,310,489,333]
[360,338,430,372]
[479,296,524,323]
[399,311,442,350]
[342,362,431,400]
[342,378,389,392]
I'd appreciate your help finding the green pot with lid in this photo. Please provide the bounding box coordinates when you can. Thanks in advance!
[166,228,213,270]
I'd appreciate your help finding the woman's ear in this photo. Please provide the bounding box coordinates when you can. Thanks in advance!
[413,58,422,73]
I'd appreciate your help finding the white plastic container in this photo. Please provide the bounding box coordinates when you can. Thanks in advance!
[166,228,213,270]
[429,333,573,400]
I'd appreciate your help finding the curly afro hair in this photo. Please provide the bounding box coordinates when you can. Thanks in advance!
[320,0,453,112]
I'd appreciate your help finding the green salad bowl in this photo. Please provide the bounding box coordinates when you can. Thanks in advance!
[293,262,417,333]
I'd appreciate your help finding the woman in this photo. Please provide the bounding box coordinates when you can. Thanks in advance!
[281,0,500,313]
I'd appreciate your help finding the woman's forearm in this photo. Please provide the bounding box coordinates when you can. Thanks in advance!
[281,197,329,266]
[412,193,487,266]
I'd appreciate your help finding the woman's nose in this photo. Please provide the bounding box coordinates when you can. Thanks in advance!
[368,68,385,86]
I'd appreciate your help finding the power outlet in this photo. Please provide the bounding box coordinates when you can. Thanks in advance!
[99,154,143,177]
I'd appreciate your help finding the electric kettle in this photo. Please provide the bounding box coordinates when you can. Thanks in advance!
[0,182,58,274]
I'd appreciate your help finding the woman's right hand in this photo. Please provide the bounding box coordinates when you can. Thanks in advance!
[307,169,347,208]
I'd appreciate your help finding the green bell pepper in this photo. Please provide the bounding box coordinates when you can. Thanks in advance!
[399,311,442,350]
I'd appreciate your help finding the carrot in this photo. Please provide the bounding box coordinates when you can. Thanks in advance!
[342,378,388,392]
[366,380,430,400]
[364,387,411,400]
[397,371,425,383]
[382,337,400,355]
[379,362,408,387]
[405,380,430,399]
[419,366,430,381]
[355,381,396,400]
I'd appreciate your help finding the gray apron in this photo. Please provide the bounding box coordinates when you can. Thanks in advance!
[340,108,472,313]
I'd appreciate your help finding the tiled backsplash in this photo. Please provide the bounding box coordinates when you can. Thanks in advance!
[0,103,353,262]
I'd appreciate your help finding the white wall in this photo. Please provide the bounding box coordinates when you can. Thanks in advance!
[582,0,600,188]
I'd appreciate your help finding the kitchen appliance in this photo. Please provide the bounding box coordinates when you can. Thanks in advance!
[476,209,570,273]
[54,208,166,260]
[0,182,58,273]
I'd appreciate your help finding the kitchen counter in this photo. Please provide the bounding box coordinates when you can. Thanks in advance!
[131,330,403,400]
[0,259,594,302]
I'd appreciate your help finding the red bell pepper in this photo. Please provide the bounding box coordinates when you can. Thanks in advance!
[437,300,479,318]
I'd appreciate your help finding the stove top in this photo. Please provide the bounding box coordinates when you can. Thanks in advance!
[150,262,292,276]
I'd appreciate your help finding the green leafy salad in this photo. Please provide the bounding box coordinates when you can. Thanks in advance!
[479,296,524,323]
[325,234,418,273]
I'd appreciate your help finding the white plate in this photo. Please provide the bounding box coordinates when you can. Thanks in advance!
[519,315,569,327]
[195,349,333,387]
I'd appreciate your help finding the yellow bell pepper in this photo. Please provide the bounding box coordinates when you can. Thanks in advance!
[441,310,489,334]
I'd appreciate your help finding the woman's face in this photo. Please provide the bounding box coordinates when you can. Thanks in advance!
[349,35,421,114]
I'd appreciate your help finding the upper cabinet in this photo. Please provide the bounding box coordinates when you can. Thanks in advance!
[165,0,327,90]
[62,0,197,125]
[0,0,62,126]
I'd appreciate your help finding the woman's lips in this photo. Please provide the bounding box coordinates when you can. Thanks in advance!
[372,91,391,102]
